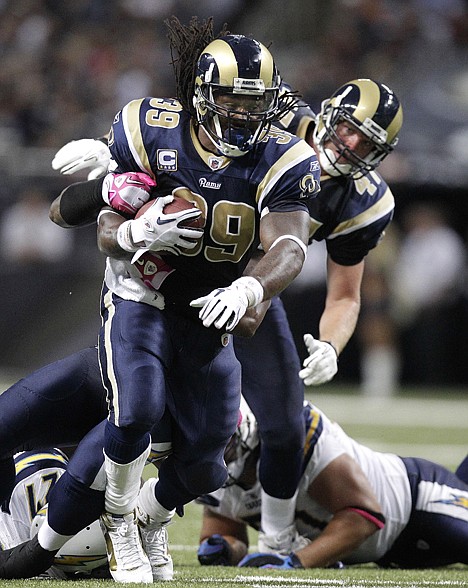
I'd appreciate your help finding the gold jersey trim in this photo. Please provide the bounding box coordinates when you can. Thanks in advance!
[329,186,394,239]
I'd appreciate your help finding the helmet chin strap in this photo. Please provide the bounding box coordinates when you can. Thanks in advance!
[206,115,251,158]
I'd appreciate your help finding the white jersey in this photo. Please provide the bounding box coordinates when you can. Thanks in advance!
[0,450,68,550]
[104,257,168,309]
[202,403,412,564]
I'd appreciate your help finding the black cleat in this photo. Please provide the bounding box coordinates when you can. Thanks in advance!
[0,534,57,579]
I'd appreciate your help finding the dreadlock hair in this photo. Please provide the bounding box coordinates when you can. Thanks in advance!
[165,16,229,116]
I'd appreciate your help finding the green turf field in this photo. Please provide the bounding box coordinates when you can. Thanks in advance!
[3,386,468,586]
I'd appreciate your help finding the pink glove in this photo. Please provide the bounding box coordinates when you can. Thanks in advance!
[102,172,156,215]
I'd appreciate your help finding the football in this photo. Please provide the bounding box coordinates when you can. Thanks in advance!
[135,196,204,229]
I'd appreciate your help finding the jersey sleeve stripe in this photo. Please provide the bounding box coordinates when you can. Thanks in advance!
[327,186,394,239]
[256,141,316,208]
[122,99,154,177]
[308,217,324,239]
[302,405,323,471]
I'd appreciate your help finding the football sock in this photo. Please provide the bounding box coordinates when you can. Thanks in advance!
[104,421,151,463]
[259,445,302,498]
[38,516,71,552]
[0,456,15,507]
[104,443,150,514]
[260,489,298,535]
[137,477,175,523]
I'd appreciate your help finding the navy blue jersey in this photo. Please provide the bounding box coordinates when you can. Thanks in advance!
[106,97,320,309]
[275,90,394,266]
[307,172,394,265]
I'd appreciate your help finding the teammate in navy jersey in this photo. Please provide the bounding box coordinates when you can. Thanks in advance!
[10,18,318,584]
[197,399,468,570]
[49,76,403,557]
[233,78,402,552]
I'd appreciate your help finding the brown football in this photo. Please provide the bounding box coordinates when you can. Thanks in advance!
[135,196,204,229]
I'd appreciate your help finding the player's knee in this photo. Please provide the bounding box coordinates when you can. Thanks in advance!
[176,460,228,496]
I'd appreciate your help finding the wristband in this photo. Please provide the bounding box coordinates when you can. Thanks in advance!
[323,340,339,357]
[232,276,264,307]
[117,220,138,252]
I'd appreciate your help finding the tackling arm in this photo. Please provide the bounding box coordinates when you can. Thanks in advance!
[198,508,249,566]
[293,454,383,568]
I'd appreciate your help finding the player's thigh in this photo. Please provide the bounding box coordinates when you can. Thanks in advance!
[0,347,105,456]
[99,297,170,427]
[234,296,303,437]
[168,324,241,457]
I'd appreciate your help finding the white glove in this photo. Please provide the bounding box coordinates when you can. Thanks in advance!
[117,195,203,257]
[52,138,111,180]
[102,172,155,215]
[299,334,338,386]
[190,277,263,332]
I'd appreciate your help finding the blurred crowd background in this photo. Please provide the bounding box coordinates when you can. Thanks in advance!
[0,0,467,393]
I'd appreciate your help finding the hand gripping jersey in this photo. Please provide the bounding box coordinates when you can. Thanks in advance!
[105,97,320,314]
[275,92,394,266]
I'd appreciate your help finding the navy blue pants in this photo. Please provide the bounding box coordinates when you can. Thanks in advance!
[234,296,305,499]
[379,457,468,567]
[99,289,241,500]
[0,347,106,504]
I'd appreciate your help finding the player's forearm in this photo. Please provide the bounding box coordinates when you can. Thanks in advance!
[252,210,309,300]
[250,240,305,299]
[49,178,106,228]
[223,536,249,565]
[97,210,134,260]
[294,509,377,568]
[318,297,360,355]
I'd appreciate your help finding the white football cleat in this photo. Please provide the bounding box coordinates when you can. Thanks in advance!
[100,511,152,583]
[137,509,173,581]
[258,523,310,555]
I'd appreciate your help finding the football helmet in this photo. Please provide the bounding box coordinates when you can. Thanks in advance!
[194,35,281,157]
[313,78,403,178]
[223,396,259,486]
[30,506,108,577]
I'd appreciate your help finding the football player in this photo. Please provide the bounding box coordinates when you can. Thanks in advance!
[0,448,108,579]
[20,16,319,584]
[197,399,468,569]
[50,76,403,559]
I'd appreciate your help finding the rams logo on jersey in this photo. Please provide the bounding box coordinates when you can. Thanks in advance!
[299,174,320,199]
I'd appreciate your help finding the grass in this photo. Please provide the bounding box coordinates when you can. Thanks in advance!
[3,386,468,587]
